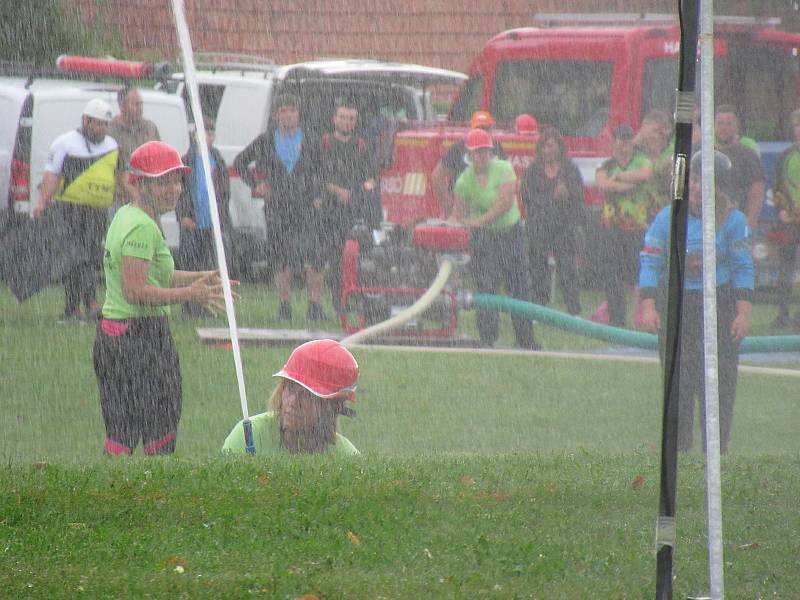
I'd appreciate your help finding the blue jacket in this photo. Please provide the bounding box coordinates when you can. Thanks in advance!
[639,205,754,300]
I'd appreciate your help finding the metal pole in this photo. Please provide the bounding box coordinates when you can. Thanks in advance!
[169,0,255,453]
[699,0,725,596]
[655,2,700,598]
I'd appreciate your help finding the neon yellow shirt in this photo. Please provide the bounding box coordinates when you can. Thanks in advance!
[222,411,360,455]
[453,158,520,231]
[600,151,654,230]
[102,204,173,320]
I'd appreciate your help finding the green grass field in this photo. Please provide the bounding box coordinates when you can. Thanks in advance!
[2,284,800,598]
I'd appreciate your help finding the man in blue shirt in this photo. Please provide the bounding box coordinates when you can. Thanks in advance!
[234,94,325,322]
[177,115,232,317]
[639,150,753,453]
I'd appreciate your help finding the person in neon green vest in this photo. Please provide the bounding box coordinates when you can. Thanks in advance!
[772,108,800,328]
[35,98,119,322]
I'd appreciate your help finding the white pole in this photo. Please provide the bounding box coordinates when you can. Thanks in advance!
[699,0,725,597]
[169,1,252,427]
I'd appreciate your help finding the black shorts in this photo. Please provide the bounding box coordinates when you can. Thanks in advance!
[266,218,307,272]
[93,316,182,455]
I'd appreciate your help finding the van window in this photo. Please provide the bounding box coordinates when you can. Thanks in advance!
[215,85,269,148]
[0,96,21,149]
[144,102,191,154]
[449,74,484,122]
[491,60,613,137]
[642,57,679,119]
[716,47,797,141]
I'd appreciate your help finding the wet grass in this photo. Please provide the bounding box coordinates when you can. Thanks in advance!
[2,454,799,599]
[2,284,800,598]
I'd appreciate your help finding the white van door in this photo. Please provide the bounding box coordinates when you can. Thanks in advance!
[212,82,272,237]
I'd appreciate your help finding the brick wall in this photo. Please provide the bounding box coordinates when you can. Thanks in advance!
[77,0,797,72]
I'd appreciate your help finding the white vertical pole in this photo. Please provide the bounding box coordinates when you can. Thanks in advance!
[699,0,725,597]
[169,1,252,428]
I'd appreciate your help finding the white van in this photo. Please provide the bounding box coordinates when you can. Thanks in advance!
[166,56,467,239]
[1,77,190,247]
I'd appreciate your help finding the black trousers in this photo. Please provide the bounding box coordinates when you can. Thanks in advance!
[775,224,800,317]
[658,286,740,453]
[598,227,644,326]
[470,223,536,349]
[58,202,106,314]
[527,221,581,314]
[93,317,182,455]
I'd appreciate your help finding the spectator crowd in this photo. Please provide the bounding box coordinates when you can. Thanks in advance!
[30,85,798,346]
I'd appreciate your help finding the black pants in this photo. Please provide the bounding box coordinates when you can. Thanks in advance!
[775,224,800,317]
[470,224,536,348]
[177,227,216,316]
[93,317,182,455]
[598,227,644,326]
[320,209,353,312]
[527,221,581,314]
[658,286,740,453]
[58,203,106,314]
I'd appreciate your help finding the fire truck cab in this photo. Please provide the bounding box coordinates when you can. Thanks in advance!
[383,14,800,215]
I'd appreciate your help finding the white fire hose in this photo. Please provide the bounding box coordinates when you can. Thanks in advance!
[340,257,455,347]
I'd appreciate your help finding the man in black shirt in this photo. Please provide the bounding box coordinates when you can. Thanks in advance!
[315,99,377,312]
[714,104,764,229]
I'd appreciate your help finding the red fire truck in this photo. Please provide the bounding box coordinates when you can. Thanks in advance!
[379,14,800,288]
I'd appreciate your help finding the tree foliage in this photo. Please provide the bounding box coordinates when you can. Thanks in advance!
[0,1,122,67]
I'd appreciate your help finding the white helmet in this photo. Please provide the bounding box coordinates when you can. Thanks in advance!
[82,98,113,122]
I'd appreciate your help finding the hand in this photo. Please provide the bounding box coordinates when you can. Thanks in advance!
[638,301,660,333]
[337,188,351,204]
[32,203,47,218]
[312,197,323,209]
[730,311,751,342]
[363,179,376,192]
[186,271,240,316]
[459,217,480,228]
[254,183,271,201]
[181,217,196,230]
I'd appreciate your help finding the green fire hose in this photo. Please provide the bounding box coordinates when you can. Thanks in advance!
[472,294,800,353]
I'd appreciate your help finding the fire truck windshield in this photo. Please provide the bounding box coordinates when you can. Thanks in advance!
[491,59,613,137]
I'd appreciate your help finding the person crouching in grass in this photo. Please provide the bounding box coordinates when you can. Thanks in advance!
[223,339,360,454]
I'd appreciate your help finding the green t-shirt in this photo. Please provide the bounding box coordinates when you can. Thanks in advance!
[222,411,360,455]
[776,145,800,217]
[453,158,520,231]
[599,150,654,230]
[740,136,760,157]
[102,204,174,320]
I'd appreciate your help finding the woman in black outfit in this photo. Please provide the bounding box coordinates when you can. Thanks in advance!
[520,125,585,315]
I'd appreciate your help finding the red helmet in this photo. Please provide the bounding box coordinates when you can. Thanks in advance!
[274,339,359,400]
[514,114,539,136]
[128,141,190,183]
[465,128,493,151]
[470,110,495,129]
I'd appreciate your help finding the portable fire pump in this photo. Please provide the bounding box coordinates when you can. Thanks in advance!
[339,220,470,340]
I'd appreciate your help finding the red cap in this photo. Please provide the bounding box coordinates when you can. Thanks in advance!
[274,339,359,400]
[514,114,539,135]
[470,110,495,129]
[465,128,493,151]
[128,141,190,183]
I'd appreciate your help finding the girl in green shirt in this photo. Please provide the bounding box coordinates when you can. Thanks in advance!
[94,141,233,456]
